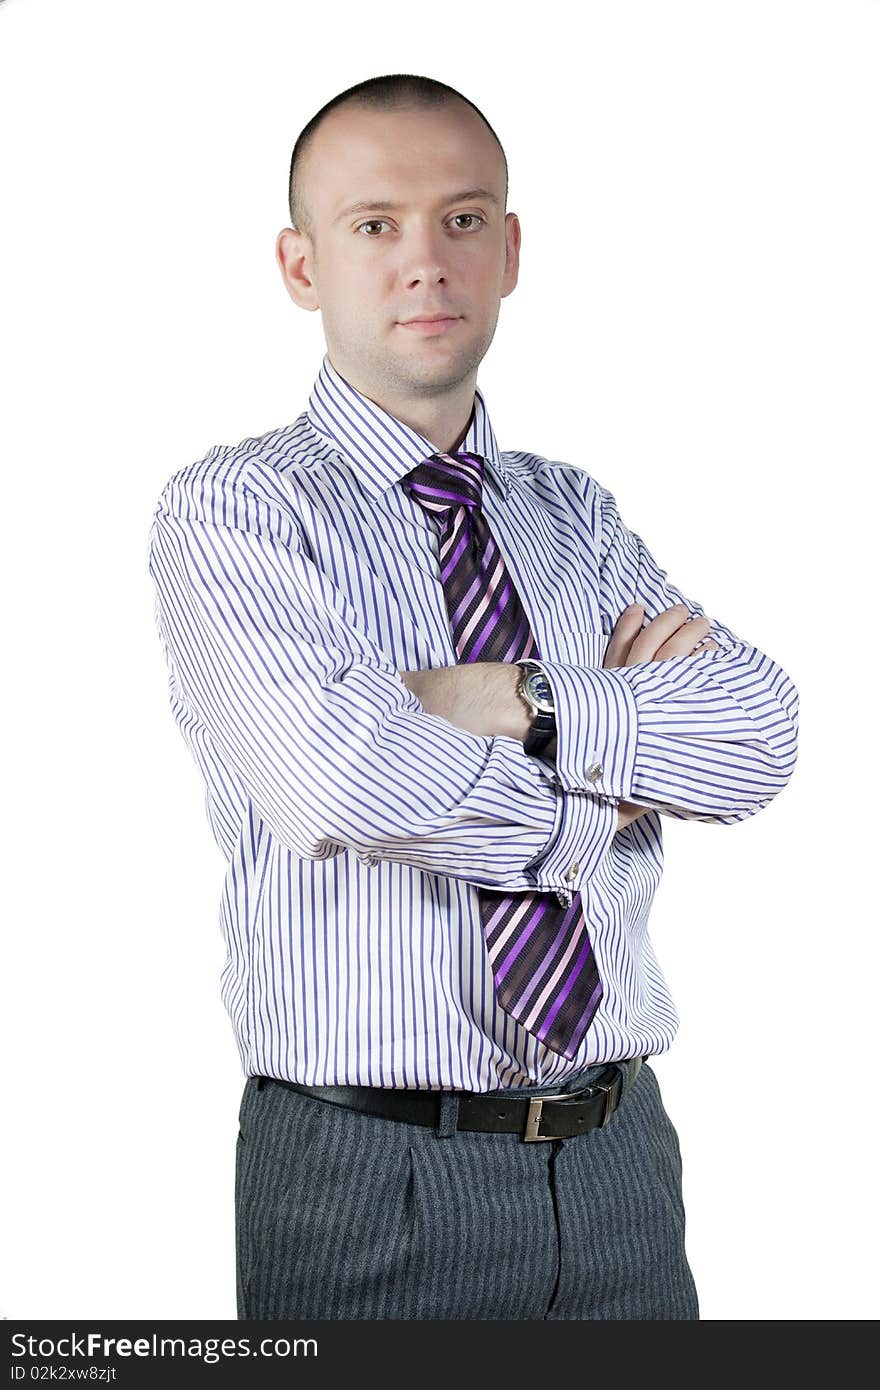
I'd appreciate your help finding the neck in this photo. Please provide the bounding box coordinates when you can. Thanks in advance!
[329,355,477,454]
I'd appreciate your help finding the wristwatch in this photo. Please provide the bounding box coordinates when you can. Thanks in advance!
[514,659,557,756]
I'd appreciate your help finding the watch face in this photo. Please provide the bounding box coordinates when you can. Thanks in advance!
[524,669,554,712]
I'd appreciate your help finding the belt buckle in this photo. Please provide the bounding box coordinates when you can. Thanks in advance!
[595,1082,615,1128]
[523,1082,615,1142]
[523,1092,568,1142]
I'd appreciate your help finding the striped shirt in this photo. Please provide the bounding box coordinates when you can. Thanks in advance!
[147,352,799,1090]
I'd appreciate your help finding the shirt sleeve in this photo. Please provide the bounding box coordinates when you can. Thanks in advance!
[536,479,800,824]
[147,455,617,894]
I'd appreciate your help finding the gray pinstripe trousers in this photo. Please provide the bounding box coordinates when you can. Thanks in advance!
[235,1059,699,1320]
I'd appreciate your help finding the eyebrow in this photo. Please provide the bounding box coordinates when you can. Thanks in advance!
[333,188,500,224]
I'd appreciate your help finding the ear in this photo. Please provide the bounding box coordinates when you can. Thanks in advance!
[501,212,521,299]
[276,227,320,311]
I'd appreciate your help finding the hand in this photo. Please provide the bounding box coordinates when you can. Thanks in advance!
[607,603,721,830]
[605,601,720,667]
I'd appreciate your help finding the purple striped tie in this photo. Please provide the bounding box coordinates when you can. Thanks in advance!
[402,450,603,1060]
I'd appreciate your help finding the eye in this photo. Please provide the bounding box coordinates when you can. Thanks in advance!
[354,213,487,237]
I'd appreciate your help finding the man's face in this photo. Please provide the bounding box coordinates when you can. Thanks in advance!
[277,100,520,402]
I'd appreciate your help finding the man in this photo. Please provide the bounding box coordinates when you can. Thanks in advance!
[148,73,798,1321]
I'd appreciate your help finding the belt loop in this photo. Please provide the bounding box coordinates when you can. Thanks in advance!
[611,1058,640,1100]
[621,1056,644,1096]
[436,1091,460,1139]
[255,1076,266,1092]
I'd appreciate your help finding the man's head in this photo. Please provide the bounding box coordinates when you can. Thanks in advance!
[276,74,520,418]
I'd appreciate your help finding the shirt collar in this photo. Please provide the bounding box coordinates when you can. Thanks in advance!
[306,353,513,500]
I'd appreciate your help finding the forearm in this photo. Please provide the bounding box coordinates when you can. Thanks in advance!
[151,487,604,894]
[400,661,533,742]
[399,663,640,832]
[536,645,798,821]
[584,481,800,821]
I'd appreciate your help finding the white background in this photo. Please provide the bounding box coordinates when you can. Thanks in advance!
[2,0,877,1321]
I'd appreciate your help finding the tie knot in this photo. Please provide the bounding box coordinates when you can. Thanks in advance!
[403,450,485,516]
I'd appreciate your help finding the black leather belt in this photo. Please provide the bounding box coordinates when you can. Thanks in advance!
[256,1057,644,1143]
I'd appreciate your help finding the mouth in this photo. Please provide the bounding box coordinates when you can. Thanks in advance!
[397,315,461,336]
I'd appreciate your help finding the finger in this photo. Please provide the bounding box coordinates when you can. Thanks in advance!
[603,604,644,668]
[625,604,700,665]
[652,616,713,661]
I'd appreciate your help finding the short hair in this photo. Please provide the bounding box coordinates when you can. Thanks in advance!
[287,73,509,244]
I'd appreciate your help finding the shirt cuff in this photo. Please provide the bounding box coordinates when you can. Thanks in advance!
[524,777,618,903]
[535,660,639,800]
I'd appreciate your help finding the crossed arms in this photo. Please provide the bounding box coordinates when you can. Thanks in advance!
[400,603,722,834]
[148,457,799,900]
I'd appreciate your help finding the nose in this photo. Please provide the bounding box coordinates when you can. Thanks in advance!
[399,221,450,288]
